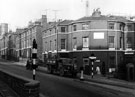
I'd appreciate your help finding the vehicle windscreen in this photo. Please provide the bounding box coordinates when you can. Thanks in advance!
[63,59,72,65]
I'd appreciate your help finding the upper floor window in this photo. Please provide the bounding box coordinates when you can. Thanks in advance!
[50,40,52,50]
[109,36,114,48]
[54,39,56,50]
[126,37,132,48]
[109,36,114,43]
[73,25,77,31]
[83,37,89,48]
[109,23,114,29]
[61,39,66,49]
[73,37,77,50]
[61,27,66,32]
[127,25,132,31]
[82,23,89,30]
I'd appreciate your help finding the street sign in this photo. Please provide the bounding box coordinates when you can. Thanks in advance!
[95,60,100,62]
[89,56,96,60]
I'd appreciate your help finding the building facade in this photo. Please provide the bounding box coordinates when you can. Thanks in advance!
[0,23,9,59]
[17,19,44,61]
[42,9,135,81]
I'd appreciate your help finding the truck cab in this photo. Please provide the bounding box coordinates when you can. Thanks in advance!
[47,58,78,77]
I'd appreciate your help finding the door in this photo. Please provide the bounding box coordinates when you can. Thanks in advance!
[126,63,134,81]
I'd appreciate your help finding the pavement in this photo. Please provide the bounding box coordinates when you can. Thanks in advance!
[0,58,135,97]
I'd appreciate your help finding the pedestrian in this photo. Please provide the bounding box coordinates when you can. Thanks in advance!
[101,62,106,76]
[26,58,32,70]
[96,66,100,74]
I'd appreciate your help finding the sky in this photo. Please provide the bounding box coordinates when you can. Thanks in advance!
[0,0,135,31]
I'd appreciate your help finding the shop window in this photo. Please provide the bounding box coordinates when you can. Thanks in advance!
[109,56,115,68]
[83,58,89,66]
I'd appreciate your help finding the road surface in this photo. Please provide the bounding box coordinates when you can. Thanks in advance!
[0,61,134,97]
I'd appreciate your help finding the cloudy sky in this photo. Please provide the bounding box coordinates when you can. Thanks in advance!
[0,0,135,31]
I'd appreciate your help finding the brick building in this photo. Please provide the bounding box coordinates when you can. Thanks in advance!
[0,23,9,59]
[16,15,46,61]
[42,9,135,81]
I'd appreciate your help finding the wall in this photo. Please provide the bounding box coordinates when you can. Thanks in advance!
[0,69,40,97]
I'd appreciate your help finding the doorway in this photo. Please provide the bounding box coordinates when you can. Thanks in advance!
[126,63,134,81]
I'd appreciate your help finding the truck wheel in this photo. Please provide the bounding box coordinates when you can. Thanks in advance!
[60,68,64,76]
[47,66,53,74]
[72,73,77,78]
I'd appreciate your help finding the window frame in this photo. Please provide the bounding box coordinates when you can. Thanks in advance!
[61,39,66,50]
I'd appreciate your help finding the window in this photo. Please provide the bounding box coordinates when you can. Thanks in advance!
[61,39,66,49]
[127,25,132,31]
[109,56,115,68]
[45,42,47,51]
[109,36,114,43]
[109,36,114,48]
[73,37,77,50]
[120,37,122,49]
[127,37,132,48]
[119,24,124,31]
[82,23,89,30]
[83,58,89,66]
[50,40,52,50]
[61,27,66,32]
[54,39,56,50]
[109,23,114,29]
[83,37,89,48]
[73,25,77,31]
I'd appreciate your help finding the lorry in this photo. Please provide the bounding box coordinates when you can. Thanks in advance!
[46,58,78,77]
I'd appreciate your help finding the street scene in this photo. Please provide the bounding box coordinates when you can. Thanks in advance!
[0,0,135,97]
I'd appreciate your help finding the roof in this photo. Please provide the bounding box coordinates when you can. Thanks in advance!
[75,15,134,23]
[58,20,73,26]
[44,20,73,30]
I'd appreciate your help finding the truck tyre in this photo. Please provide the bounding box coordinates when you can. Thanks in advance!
[72,73,77,78]
[47,66,53,74]
[60,68,64,76]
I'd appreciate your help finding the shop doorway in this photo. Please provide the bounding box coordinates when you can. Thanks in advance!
[126,63,134,81]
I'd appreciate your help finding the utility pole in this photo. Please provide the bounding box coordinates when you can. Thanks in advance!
[53,10,59,59]
[81,0,89,17]
[44,9,50,18]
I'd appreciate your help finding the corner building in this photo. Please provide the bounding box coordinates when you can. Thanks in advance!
[43,10,135,81]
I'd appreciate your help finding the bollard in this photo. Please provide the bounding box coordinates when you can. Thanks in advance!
[80,66,84,81]
[32,39,37,80]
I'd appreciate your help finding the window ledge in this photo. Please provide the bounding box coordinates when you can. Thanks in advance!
[109,48,115,50]
[82,48,89,51]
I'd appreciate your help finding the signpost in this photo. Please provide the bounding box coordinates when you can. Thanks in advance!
[32,39,37,80]
[89,54,96,78]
